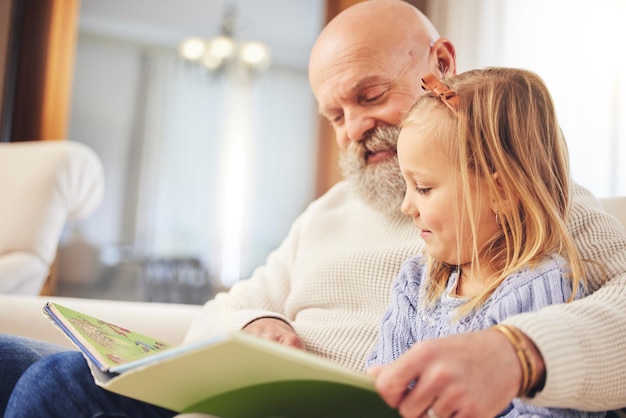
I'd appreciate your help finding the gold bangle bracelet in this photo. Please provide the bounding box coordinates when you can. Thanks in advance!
[505,324,538,397]
[510,327,536,397]
[491,324,537,397]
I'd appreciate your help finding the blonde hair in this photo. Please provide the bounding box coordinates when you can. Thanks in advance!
[403,67,586,315]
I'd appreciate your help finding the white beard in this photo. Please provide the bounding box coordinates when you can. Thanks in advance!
[339,126,406,216]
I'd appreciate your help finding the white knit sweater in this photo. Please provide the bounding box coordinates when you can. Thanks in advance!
[184,181,626,411]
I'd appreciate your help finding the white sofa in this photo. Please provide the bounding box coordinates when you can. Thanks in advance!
[0,140,104,295]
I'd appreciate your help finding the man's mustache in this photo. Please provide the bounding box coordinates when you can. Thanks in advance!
[344,126,400,164]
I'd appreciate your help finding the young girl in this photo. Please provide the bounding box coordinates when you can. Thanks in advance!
[367,68,605,417]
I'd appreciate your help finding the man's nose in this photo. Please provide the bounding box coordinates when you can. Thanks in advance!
[345,110,376,143]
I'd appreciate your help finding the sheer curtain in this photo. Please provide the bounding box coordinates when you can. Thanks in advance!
[131,50,317,287]
[428,0,626,198]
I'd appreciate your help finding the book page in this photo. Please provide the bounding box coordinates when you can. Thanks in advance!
[44,302,173,371]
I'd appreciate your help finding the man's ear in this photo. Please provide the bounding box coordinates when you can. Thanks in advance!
[430,37,456,78]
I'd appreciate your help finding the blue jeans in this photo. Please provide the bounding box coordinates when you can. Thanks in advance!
[0,334,70,415]
[5,350,175,418]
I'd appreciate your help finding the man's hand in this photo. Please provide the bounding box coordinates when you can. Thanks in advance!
[368,328,544,418]
[242,317,306,351]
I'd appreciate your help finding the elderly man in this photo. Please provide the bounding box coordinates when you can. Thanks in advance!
[3,1,626,417]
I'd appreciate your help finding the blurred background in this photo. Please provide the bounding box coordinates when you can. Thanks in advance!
[58,0,327,302]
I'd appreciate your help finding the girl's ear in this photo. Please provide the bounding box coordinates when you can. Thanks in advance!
[490,172,508,214]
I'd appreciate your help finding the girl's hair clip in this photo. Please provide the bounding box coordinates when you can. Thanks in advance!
[421,73,459,113]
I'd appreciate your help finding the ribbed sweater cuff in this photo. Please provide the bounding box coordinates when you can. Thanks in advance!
[503,310,585,406]
[183,309,290,344]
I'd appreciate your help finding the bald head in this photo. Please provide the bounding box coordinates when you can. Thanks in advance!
[319,0,439,45]
[313,0,439,47]
[309,0,439,85]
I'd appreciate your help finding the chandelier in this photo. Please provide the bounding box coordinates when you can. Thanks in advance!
[178,7,271,75]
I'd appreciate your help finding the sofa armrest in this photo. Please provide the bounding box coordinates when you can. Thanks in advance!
[0,140,105,294]
[0,295,201,347]
[0,253,48,294]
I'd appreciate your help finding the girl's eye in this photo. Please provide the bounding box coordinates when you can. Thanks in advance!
[416,187,431,195]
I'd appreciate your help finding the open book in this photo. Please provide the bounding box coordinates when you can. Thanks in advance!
[43,302,400,417]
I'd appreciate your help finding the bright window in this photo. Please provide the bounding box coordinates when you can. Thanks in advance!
[429,0,626,198]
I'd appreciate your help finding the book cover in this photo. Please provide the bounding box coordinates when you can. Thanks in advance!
[43,302,400,417]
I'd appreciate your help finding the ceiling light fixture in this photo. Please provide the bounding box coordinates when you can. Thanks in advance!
[178,6,271,75]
